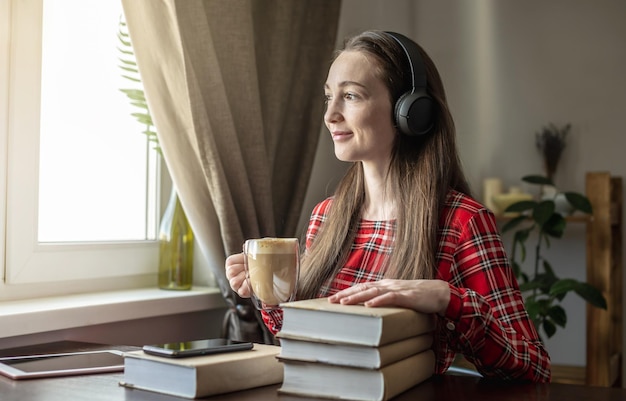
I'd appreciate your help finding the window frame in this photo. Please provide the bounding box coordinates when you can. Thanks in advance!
[0,0,162,301]
[1,0,10,286]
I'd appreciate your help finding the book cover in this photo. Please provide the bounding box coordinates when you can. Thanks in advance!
[277,332,433,369]
[279,297,435,346]
[119,343,282,399]
[278,349,436,401]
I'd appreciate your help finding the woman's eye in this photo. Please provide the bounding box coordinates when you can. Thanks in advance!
[324,94,332,104]
[344,92,357,100]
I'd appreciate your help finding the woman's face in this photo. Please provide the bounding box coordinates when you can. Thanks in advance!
[323,50,396,166]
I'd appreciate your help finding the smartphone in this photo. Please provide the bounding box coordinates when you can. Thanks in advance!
[142,339,253,358]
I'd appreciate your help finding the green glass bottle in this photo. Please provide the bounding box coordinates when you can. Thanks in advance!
[158,187,194,290]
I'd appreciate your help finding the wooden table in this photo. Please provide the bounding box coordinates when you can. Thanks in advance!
[3,369,626,401]
[2,342,626,401]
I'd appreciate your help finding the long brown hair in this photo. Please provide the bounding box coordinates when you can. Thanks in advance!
[298,30,471,299]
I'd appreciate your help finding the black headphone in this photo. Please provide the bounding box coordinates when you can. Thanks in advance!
[385,31,435,136]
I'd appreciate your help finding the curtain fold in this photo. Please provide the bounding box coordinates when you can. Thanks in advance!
[121,0,341,342]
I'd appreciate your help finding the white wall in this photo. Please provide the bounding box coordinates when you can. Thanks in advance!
[301,0,626,367]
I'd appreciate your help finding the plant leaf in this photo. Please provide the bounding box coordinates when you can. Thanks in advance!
[535,299,552,314]
[574,282,607,309]
[547,267,567,301]
[542,213,566,238]
[522,175,554,186]
[513,228,532,262]
[542,260,556,280]
[543,319,557,338]
[118,14,160,156]
[501,215,528,233]
[118,59,137,68]
[533,200,555,226]
[564,192,593,214]
[547,305,567,327]
[121,75,141,84]
[132,113,153,125]
[120,89,146,101]
[117,47,134,56]
[549,278,579,296]
[519,281,544,293]
[119,67,139,77]
[513,227,532,244]
[129,101,148,110]
[525,299,540,321]
[117,36,132,47]
[536,272,558,294]
[505,200,536,213]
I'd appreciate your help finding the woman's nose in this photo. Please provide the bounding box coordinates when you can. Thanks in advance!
[324,99,342,124]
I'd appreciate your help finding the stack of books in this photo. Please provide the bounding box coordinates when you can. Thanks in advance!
[276,297,436,401]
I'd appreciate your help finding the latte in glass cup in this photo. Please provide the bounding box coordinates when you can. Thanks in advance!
[243,237,299,310]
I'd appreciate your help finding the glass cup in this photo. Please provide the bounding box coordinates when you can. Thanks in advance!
[243,237,300,311]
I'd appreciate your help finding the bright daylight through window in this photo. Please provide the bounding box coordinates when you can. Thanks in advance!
[38,0,158,242]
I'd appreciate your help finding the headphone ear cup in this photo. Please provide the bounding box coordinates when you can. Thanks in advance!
[394,91,435,136]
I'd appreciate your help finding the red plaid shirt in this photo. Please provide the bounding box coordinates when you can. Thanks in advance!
[263,190,551,382]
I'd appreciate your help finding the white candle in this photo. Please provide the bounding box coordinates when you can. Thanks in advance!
[483,178,503,212]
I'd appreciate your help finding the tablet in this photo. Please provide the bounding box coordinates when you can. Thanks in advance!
[0,350,124,380]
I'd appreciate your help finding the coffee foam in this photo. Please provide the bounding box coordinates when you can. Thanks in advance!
[249,237,298,254]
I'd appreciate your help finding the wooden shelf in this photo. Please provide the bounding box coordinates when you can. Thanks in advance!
[585,172,623,387]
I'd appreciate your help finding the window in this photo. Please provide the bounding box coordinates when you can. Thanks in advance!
[1,0,161,300]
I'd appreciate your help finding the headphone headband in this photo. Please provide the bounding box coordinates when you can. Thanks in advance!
[384,31,428,94]
[384,31,434,136]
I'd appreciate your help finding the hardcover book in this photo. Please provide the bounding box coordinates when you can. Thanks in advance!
[119,343,282,399]
[277,332,433,369]
[279,297,435,346]
[278,349,436,401]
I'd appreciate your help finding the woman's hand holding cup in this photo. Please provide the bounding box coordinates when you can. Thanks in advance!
[225,252,252,298]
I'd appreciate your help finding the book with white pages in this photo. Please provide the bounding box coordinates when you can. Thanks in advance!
[277,332,433,369]
[278,349,436,401]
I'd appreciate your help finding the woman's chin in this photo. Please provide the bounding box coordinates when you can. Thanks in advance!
[334,151,356,163]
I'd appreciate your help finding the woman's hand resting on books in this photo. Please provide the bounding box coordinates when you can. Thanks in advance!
[226,253,451,316]
[225,252,252,298]
[328,279,451,316]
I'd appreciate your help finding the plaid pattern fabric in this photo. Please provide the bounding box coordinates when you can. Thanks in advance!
[263,190,551,382]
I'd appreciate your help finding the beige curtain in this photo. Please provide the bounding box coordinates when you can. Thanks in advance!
[121,0,341,342]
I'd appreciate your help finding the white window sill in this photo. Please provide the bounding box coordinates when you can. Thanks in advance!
[0,286,227,339]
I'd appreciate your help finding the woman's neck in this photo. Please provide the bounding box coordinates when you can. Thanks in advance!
[361,162,397,221]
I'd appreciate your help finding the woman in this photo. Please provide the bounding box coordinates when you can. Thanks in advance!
[226,30,551,382]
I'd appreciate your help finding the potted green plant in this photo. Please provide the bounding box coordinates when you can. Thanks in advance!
[501,175,607,339]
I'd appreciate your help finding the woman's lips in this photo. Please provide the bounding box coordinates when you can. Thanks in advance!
[331,131,353,141]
